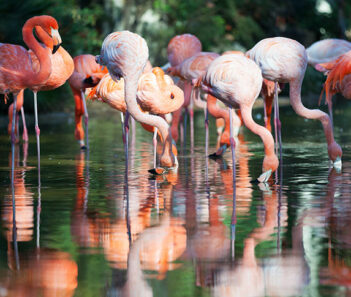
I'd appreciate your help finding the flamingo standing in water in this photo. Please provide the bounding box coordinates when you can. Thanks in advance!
[197,54,279,182]
[7,25,73,152]
[247,37,342,168]
[88,67,183,168]
[0,16,62,145]
[68,54,108,149]
[167,34,202,144]
[29,25,73,172]
[96,31,178,169]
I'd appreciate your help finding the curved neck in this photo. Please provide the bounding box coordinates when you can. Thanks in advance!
[22,19,51,87]
[240,104,275,157]
[289,79,335,145]
[125,77,174,167]
[34,26,53,49]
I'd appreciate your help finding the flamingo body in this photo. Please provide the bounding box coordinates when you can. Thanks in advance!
[306,38,351,67]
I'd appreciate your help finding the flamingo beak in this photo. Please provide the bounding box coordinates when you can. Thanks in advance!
[333,156,342,173]
[50,28,62,54]
[257,169,272,183]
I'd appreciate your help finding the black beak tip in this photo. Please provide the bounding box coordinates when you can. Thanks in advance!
[52,43,61,54]
[83,76,94,86]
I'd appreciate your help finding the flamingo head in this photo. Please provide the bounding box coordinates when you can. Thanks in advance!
[328,141,343,171]
[258,154,279,183]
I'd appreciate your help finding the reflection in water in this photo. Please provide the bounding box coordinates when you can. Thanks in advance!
[0,249,78,297]
[2,104,351,296]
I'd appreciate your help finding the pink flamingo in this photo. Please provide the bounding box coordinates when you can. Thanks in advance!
[29,25,73,172]
[247,37,342,168]
[168,51,219,144]
[68,54,108,149]
[197,54,279,182]
[0,16,61,145]
[88,67,183,168]
[306,39,351,69]
[318,50,351,121]
[96,31,178,169]
[167,34,202,145]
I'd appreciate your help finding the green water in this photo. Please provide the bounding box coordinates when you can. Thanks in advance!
[1,99,351,297]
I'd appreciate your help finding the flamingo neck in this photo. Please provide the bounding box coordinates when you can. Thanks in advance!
[289,79,335,145]
[125,78,174,167]
[22,19,51,87]
[240,104,275,157]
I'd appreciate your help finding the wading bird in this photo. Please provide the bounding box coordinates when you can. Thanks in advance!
[88,67,183,168]
[247,37,342,168]
[0,16,62,145]
[197,54,279,182]
[96,31,178,169]
[68,54,108,149]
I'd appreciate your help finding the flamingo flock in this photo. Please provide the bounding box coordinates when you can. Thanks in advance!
[1,15,350,184]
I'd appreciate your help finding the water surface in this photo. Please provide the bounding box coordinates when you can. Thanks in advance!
[1,99,351,297]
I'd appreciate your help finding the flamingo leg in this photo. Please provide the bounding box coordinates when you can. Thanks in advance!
[183,109,188,150]
[15,112,19,141]
[124,111,130,164]
[20,107,28,142]
[33,91,41,180]
[81,90,89,150]
[189,99,194,151]
[205,103,209,158]
[274,83,282,161]
[10,94,18,144]
[229,107,236,185]
[153,128,158,168]
[229,107,237,259]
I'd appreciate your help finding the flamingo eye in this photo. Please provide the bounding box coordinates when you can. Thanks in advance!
[170,93,175,99]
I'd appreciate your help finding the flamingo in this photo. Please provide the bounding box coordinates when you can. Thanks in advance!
[168,51,225,155]
[0,16,61,146]
[7,25,73,149]
[88,67,183,168]
[197,54,279,182]
[247,37,342,168]
[28,25,73,173]
[306,38,351,69]
[167,34,202,145]
[68,54,108,149]
[96,31,177,169]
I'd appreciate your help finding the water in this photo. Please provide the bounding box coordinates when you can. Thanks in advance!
[1,100,351,297]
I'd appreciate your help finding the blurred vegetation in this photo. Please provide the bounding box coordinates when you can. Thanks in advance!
[0,0,350,113]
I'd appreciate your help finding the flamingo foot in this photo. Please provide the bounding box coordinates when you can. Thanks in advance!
[257,169,272,183]
[333,156,342,173]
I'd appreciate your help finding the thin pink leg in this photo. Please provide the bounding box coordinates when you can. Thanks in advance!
[11,94,17,144]
[21,107,28,142]
[33,91,41,182]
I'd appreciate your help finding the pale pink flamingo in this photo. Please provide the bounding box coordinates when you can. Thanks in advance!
[168,51,223,155]
[96,31,178,169]
[197,54,279,182]
[167,34,202,145]
[68,54,108,149]
[247,37,342,168]
[88,67,183,168]
[0,16,61,145]
[306,38,351,69]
